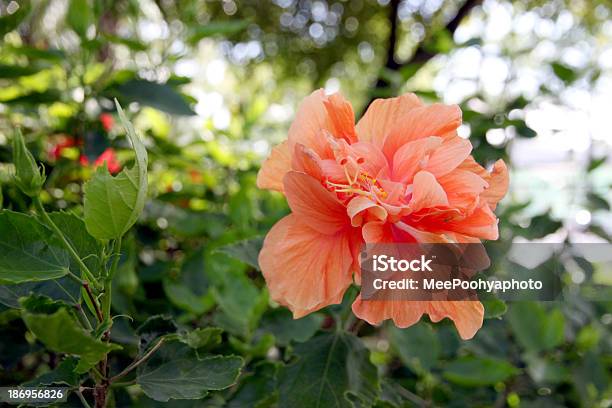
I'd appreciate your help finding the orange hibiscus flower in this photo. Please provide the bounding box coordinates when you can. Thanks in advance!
[257,90,508,339]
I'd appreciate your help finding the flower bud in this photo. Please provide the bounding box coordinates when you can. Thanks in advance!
[12,130,46,197]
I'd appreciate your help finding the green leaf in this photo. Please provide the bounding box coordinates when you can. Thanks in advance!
[483,298,508,319]
[115,79,195,116]
[0,64,44,78]
[67,0,94,38]
[278,331,380,408]
[587,157,606,172]
[0,210,70,284]
[506,303,565,352]
[551,62,578,84]
[178,327,222,350]
[136,315,177,353]
[587,192,610,211]
[259,308,322,346]
[443,356,519,386]
[188,20,250,43]
[22,308,122,373]
[137,341,243,402]
[216,236,264,270]
[162,249,214,315]
[23,357,80,386]
[227,361,278,408]
[49,212,102,275]
[387,323,440,372]
[84,101,148,240]
[0,276,81,308]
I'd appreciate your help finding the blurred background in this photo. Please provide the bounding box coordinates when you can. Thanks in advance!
[0,0,610,407]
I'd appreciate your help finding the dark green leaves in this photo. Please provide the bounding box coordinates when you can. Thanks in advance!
[115,80,196,116]
[387,323,440,372]
[507,303,565,352]
[0,1,31,36]
[137,341,243,401]
[84,101,148,239]
[22,308,121,373]
[216,236,264,270]
[278,332,380,408]
[443,356,519,386]
[0,210,70,284]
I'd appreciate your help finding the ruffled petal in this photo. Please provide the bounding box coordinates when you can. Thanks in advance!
[259,214,354,318]
[391,136,442,183]
[352,296,426,328]
[481,159,509,209]
[287,90,358,160]
[425,137,473,178]
[323,92,358,143]
[382,104,462,159]
[356,93,422,147]
[347,196,387,227]
[408,171,449,213]
[426,301,484,340]
[283,171,348,235]
[256,141,291,192]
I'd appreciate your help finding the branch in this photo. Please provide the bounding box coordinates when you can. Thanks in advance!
[109,337,166,383]
[367,0,481,107]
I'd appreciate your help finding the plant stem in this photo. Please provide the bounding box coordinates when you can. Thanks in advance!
[76,389,92,408]
[102,236,122,325]
[109,337,165,383]
[83,281,104,322]
[33,197,100,288]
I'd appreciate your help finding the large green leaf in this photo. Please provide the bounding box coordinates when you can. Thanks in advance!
[278,331,380,408]
[84,101,148,240]
[115,79,195,116]
[137,341,243,401]
[216,236,264,270]
[443,356,519,386]
[49,212,102,276]
[387,322,440,372]
[0,210,70,284]
[259,308,322,346]
[506,303,565,352]
[22,308,121,373]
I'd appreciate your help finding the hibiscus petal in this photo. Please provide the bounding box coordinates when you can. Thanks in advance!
[352,296,426,328]
[445,204,499,240]
[426,301,484,340]
[347,196,387,227]
[356,93,422,147]
[425,137,473,177]
[350,141,389,176]
[291,143,324,180]
[409,171,449,213]
[283,171,348,235]
[259,214,354,318]
[287,89,335,159]
[287,90,359,160]
[391,136,442,183]
[382,104,462,159]
[323,93,358,143]
[481,159,509,209]
[257,141,291,192]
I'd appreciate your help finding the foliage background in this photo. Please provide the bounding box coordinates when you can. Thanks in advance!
[0,0,611,406]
